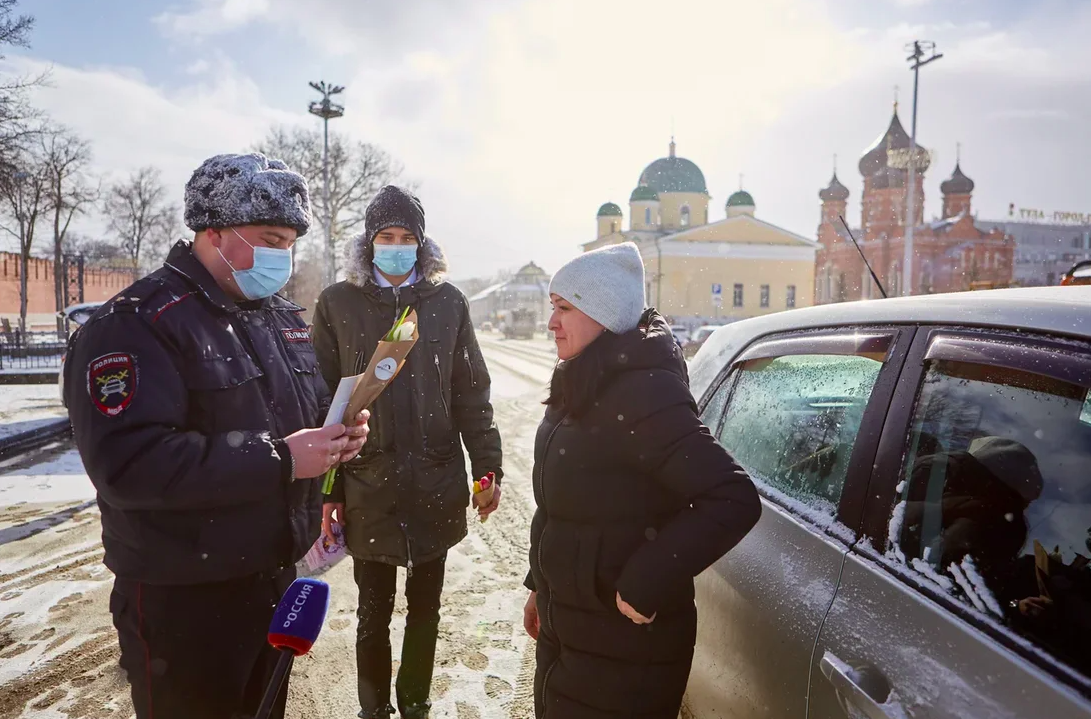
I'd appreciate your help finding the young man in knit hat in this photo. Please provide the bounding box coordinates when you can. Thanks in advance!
[64,153,371,719]
[312,185,503,719]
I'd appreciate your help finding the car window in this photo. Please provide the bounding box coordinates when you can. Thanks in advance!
[714,353,886,513]
[70,309,96,326]
[888,357,1091,678]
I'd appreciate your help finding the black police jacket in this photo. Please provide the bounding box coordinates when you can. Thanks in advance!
[64,241,331,586]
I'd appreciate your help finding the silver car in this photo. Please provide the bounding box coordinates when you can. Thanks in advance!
[57,301,103,406]
[684,286,1091,719]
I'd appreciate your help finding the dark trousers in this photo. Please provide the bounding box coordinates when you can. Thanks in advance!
[110,567,295,719]
[354,555,446,719]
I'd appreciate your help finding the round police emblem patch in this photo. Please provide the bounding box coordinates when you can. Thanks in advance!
[87,352,136,417]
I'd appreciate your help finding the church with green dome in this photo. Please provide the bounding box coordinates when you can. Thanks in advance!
[585,139,818,323]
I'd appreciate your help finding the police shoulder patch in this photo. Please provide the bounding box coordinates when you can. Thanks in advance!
[88,352,137,417]
[282,327,311,344]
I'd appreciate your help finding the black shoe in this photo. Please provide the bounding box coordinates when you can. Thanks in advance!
[357,706,395,719]
[400,701,431,719]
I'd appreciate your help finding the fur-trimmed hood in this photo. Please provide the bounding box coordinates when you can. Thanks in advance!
[345,231,449,288]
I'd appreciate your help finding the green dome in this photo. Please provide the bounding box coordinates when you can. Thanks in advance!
[596,202,623,217]
[629,186,660,202]
[726,190,755,207]
[638,141,708,195]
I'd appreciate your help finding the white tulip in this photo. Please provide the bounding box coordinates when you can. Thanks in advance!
[392,321,415,342]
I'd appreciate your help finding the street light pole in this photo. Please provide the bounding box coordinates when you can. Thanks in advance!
[308,81,345,287]
[903,40,942,297]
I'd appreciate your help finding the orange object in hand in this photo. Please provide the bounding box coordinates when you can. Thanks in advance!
[473,472,496,523]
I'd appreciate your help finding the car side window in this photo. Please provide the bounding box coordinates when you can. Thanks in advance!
[712,352,886,513]
[888,356,1091,678]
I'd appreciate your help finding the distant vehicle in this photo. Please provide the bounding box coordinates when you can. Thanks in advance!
[1061,259,1091,286]
[480,321,494,332]
[61,302,102,328]
[58,301,103,407]
[684,286,1091,719]
[683,324,723,359]
[499,308,536,340]
[670,325,691,344]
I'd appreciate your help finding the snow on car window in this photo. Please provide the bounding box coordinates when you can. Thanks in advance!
[713,353,884,517]
[888,357,1091,678]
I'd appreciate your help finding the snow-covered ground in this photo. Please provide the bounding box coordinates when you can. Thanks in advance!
[0,385,66,441]
[0,342,556,719]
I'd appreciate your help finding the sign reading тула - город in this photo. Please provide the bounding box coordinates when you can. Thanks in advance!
[1011,205,1091,225]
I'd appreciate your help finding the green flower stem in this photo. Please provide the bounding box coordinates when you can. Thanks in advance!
[321,466,337,495]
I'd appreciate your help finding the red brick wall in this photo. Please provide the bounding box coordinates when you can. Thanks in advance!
[0,251,134,314]
[943,193,971,219]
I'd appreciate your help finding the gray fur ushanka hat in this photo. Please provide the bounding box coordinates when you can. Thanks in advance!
[184,153,312,236]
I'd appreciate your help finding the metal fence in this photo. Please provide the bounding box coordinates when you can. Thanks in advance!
[0,330,67,372]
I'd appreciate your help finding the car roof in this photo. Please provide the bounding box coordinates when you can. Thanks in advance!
[63,301,104,313]
[690,286,1091,400]
[62,302,105,319]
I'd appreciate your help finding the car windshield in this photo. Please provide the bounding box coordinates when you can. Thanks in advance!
[68,307,99,326]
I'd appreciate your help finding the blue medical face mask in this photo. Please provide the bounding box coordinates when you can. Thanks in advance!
[218,228,293,300]
[373,244,418,276]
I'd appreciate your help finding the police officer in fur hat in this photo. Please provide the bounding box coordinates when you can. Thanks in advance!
[64,153,371,719]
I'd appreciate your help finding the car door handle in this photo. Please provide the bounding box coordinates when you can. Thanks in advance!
[820,652,898,719]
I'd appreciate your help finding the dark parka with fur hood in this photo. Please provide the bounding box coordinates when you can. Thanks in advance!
[527,310,760,718]
[312,233,502,569]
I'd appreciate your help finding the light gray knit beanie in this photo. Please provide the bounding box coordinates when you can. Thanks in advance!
[549,242,646,334]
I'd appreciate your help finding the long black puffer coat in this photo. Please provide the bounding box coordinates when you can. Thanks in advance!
[312,234,502,569]
[526,310,760,718]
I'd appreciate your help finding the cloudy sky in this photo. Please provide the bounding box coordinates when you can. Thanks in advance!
[12,0,1091,280]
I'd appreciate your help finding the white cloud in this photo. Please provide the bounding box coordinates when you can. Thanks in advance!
[6,52,299,253]
[185,59,212,75]
[16,0,1091,280]
[325,0,865,273]
[155,0,271,37]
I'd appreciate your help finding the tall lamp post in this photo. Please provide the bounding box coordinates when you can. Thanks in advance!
[902,40,942,296]
[308,81,345,287]
[11,169,28,334]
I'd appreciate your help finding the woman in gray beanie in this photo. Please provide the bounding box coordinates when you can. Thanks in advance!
[522,242,761,718]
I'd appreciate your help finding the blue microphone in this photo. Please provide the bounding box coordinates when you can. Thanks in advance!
[255,578,330,719]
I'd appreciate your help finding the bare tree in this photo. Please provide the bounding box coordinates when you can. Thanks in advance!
[102,167,180,275]
[253,125,407,288]
[42,127,97,332]
[0,145,47,332]
[0,1,46,175]
[64,232,131,269]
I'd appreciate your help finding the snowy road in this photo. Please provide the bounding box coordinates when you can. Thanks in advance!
[0,339,556,719]
[0,386,66,443]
